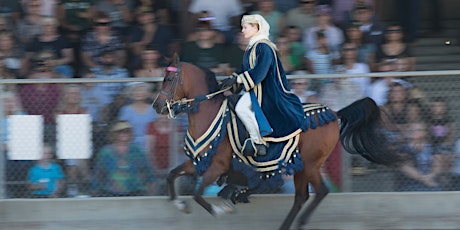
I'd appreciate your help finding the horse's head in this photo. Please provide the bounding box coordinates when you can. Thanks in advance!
[152,54,218,118]
[152,54,183,117]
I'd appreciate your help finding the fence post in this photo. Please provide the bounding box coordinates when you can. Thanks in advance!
[0,84,5,199]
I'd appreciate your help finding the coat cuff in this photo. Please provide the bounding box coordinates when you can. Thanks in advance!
[238,71,255,91]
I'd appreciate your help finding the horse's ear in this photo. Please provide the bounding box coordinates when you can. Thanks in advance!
[172,53,180,66]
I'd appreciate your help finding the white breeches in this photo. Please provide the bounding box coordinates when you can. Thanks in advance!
[235,92,264,145]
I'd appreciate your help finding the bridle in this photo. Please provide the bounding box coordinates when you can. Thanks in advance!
[152,62,231,119]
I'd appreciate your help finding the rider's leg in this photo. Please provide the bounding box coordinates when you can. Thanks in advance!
[235,92,264,144]
[235,92,267,155]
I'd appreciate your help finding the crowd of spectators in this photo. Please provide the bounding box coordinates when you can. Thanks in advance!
[0,0,458,197]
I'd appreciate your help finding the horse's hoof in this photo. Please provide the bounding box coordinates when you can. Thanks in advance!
[173,199,191,214]
[211,200,236,217]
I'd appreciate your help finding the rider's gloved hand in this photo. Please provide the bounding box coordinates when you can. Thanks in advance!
[220,72,239,89]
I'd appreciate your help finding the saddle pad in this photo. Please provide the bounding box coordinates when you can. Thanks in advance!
[227,103,337,191]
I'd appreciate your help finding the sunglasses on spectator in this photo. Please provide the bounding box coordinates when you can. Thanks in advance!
[301,1,314,4]
[386,29,402,33]
[95,21,110,26]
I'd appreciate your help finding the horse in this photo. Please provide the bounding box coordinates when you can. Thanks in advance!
[151,57,402,230]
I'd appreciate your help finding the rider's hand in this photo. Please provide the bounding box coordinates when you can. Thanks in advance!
[220,77,237,88]
[220,73,239,89]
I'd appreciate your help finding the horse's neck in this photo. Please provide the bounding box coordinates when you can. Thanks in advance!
[187,98,223,139]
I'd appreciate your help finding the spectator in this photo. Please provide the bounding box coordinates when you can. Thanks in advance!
[188,0,244,44]
[285,25,306,69]
[27,143,65,198]
[372,24,416,72]
[289,78,318,103]
[95,0,133,38]
[29,0,59,17]
[429,97,456,156]
[1,90,32,198]
[251,0,285,40]
[0,31,26,78]
[445,139,460,190]
[98,91,129,147]
[276,35,300,74]
[0,1,22,28]
[56,1,95,40]
[273,0,298,13]
[80,68,103,122]
[54,84,91,197]
[91,49,128,106]
[19,53,62,143]
[344,21,375,64]
[379,81,412,132]
[0,51,17,91]
[133,0,164,12]
[332,0,375,29]
[146,114,182,195]
[127,6,175,70]
[285,0,316,32]
[25,16,74,78]
[18,0,43,45]
[348,2,385,48]
[56,0,95,75]
[336,42,370,97]
[224,32,247,75]
[303,4,344,51]
[1,91,26,153]
[79,68,108,152]
[406,98,431,126]
[185,11,225,44]
[93,120,155,197]
[118,82,158,149]
[133,44,164,78]
[304,30,340,92]
[181,20,227,75]
[319,42,369,111]
[396,121,443,192]
[80,11,126,69]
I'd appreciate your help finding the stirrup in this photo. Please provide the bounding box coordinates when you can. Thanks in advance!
[242,139,268,157]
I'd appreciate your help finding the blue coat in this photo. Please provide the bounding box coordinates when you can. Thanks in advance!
[238,40,305,140]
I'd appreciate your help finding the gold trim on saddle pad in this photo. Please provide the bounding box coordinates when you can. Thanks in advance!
[185,99,228,158]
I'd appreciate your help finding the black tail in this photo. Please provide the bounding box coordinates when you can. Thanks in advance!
[337,97,402,166]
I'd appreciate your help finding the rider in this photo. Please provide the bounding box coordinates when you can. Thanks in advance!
[220,14,306,156]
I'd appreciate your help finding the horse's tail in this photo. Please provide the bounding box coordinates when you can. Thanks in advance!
[336,97,403,166]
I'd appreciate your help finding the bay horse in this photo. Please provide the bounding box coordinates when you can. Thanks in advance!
[151,58,401,230]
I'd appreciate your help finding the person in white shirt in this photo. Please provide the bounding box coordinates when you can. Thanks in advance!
[188,0,244,44]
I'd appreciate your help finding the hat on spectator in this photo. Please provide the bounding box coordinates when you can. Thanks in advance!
[111,120,132,132]
[314,4,332,16]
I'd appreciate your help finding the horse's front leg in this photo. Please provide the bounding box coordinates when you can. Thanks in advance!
[193,162,234,216]
[167,160,195,213]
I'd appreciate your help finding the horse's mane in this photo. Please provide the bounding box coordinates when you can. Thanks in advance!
[186,63,221,94]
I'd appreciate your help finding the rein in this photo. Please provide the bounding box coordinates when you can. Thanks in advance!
[160,63,231,118]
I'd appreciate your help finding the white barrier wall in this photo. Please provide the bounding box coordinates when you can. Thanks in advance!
[1,192,460,230]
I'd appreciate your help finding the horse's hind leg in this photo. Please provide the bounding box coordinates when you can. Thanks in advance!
[296,169,329,229]
[278,171,310,230]
[167,160,195,213]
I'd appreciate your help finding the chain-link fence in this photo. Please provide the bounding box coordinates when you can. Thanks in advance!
[1,71,460,199]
